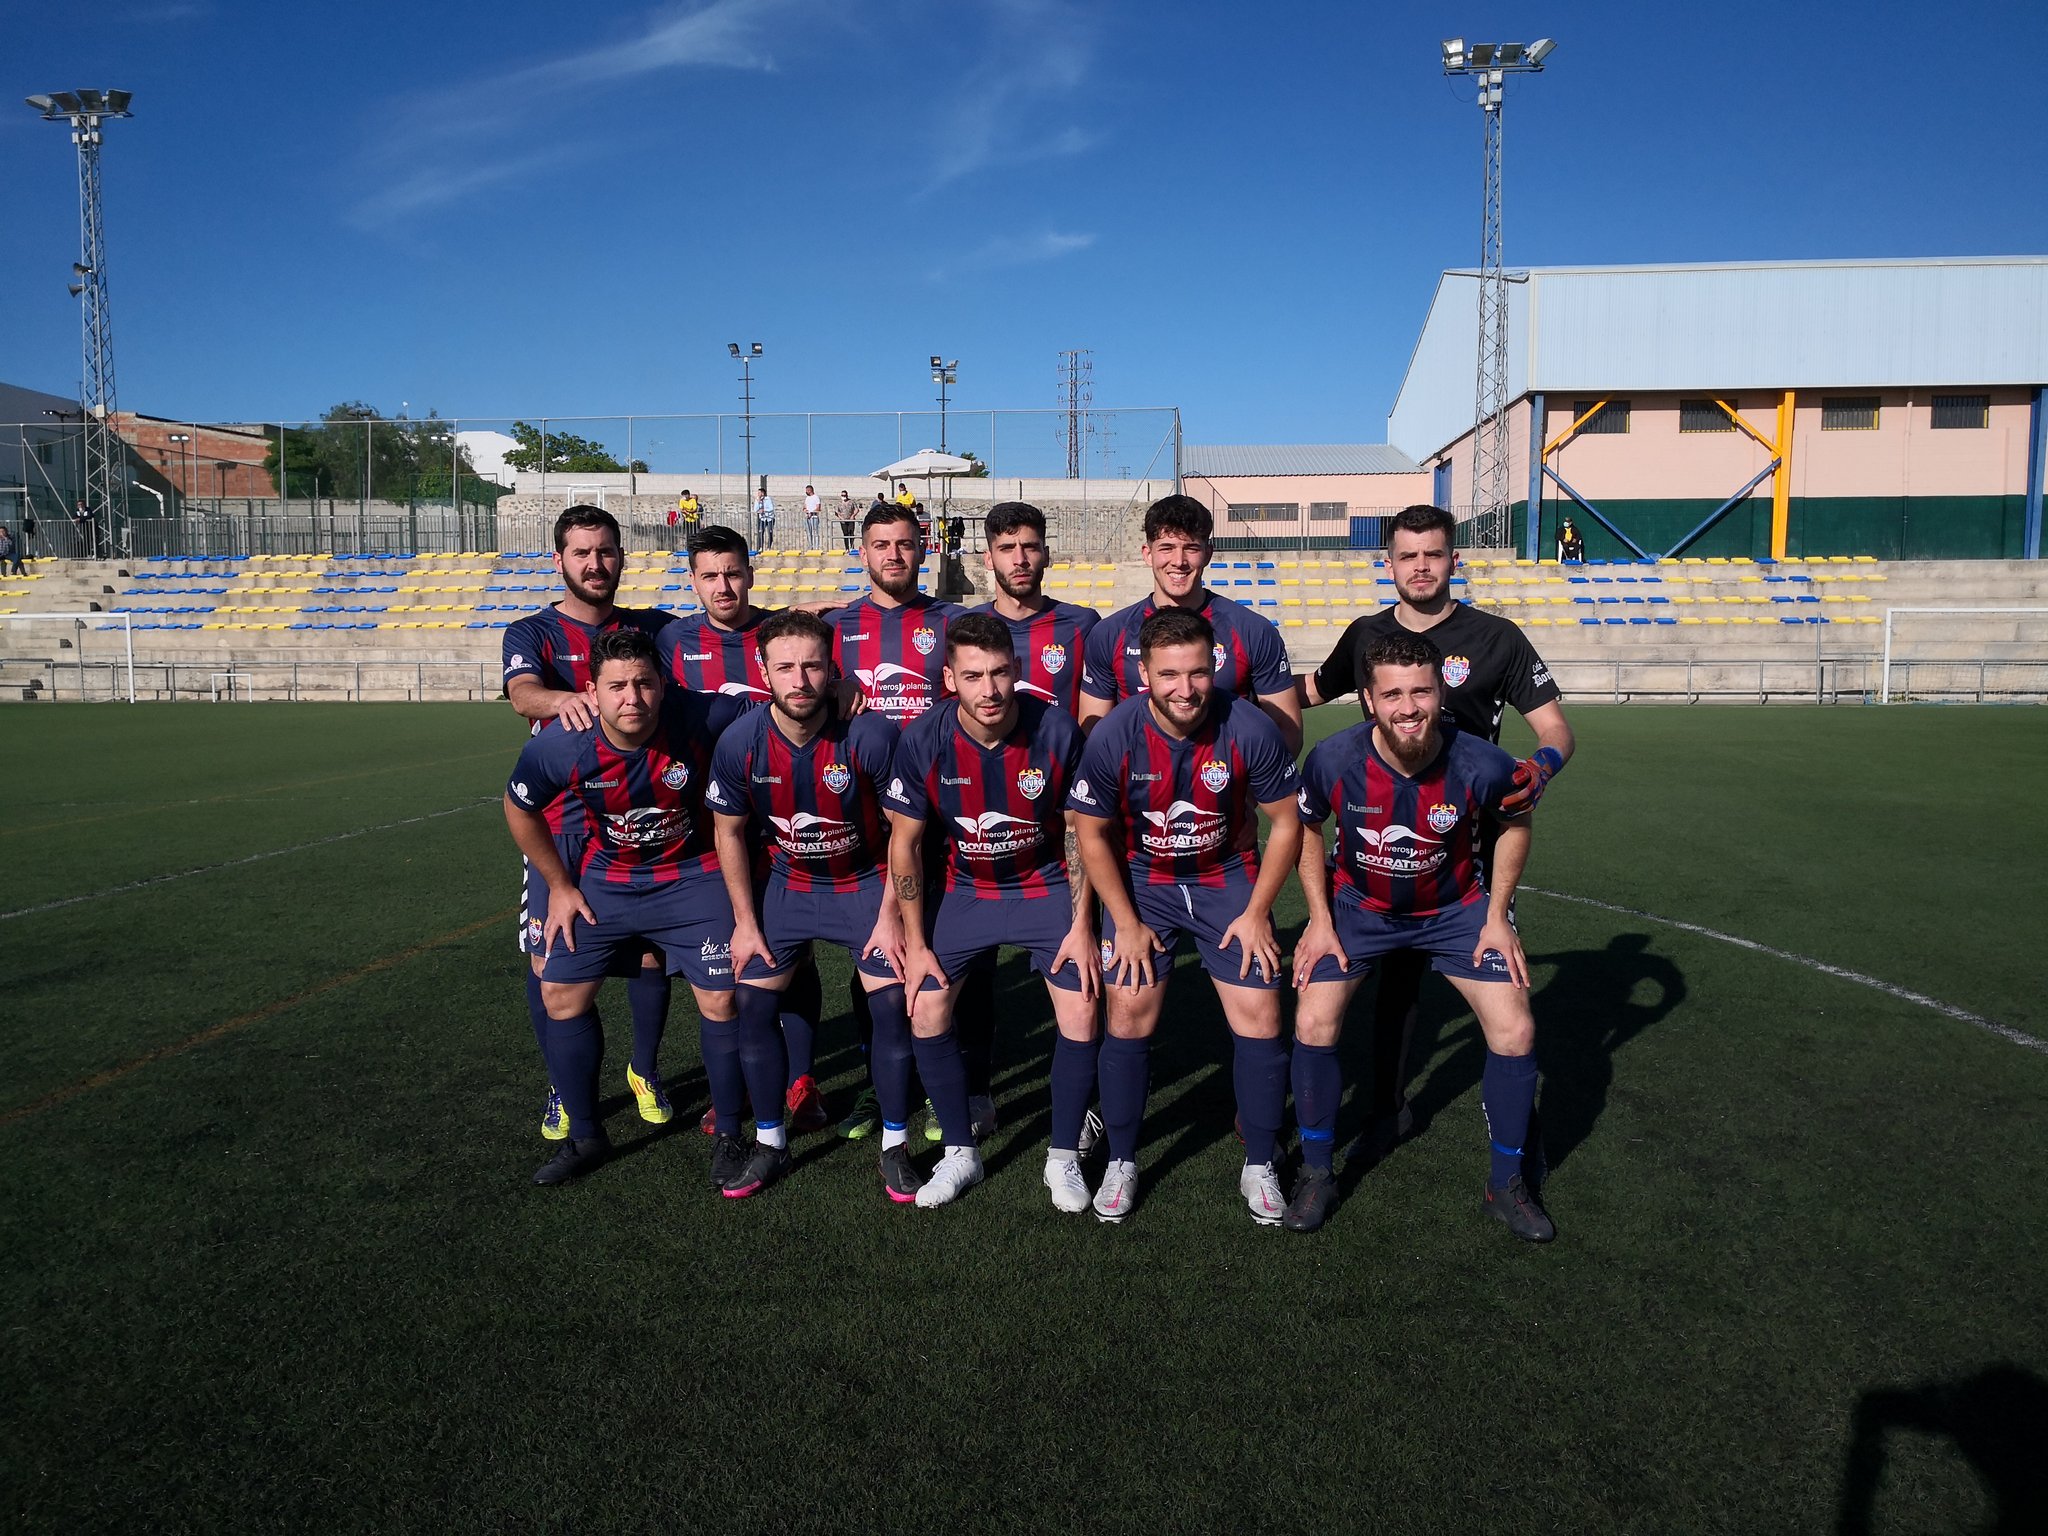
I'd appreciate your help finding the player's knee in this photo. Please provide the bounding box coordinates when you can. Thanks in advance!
[539,981,595,1020]
[1294,1000,1345,1048]
[695,986,739,1023]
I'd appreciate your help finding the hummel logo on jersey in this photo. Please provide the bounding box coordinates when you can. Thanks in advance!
[939,774,972,786]
[680,651,714,662]
[842,631,872,641]
[750,772,783,784]
[661,763,690,790]
[581,777,619,790]
[822,762,852,794]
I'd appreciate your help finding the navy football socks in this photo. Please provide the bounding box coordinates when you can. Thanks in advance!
[910,1028,973,1147]
[779,956,821,1083]
[1232,1034,1288,1167]
[956,953,999,1097]
[1483,1049,1539,1187]
[627,967,671,1079]
[524,971,548,1059]
[1097,1034,1151,1162]
[733,985,789,1145]
[866,984,916,1141]
[541,1007,604,1142]
[1048,1033,1098,1153]
[1292,1041,1343,1171]
[699,1010,747,1138]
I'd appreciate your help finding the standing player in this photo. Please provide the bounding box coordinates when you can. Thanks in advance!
[975,500,1100,721]
[1078,494,1302,755]
[503,505,677,1141]
[1297,502,1574,1159]
[708,611,973,1204]
[503,629,781,1189]
[655,524,830,1132]
[1288,630,1552,1240]
[883,614,1101,1211]
[1068,608,1303,1225]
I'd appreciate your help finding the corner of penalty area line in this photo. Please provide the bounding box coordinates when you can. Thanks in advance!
[0,904,520,1132]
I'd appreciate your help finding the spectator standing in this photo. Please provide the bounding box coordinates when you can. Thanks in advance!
[678,489,703,545]
[755,487,777,551]
[0,525,21,576]
[803,485,822,547]
[71,499,98,559]
[837,490,858,551]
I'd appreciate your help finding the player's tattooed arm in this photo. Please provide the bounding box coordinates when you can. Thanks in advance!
[1063,819,1093,922]
[894,870,919,902]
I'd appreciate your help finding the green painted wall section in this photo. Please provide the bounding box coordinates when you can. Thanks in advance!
[1520,495,2030,561]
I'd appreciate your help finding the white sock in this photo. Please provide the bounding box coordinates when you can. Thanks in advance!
[881,1126,908,1150]
[757,1125,787,1149]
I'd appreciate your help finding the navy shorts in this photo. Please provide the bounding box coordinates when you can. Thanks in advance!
[524,846,660,977]
[923,886,1086,993]
[1100,876,1282,991]
[1302,897,1514,985]
[745,880,898,983]
[539,876,735,989]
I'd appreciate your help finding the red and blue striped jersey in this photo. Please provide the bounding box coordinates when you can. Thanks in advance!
[1079,590,1292,707]
[656,608,770,709]
[879,696,1083,898]
[970,597,1099,717]
[705,707,900,894]
[503,602,677,835]
[1067,692,1298,888]
[507,691,745,889]
[828,594,964,726]
[1295,720,1517,917]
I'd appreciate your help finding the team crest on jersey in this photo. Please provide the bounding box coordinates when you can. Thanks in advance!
[911,625,937,656]
[1099,939,1116,969]
[1016,767,1047,801]
[526,916,545,949]
[1212,642,1228,675]
[1040,642,1068,676]
[1199,758,1231,793]
[1441,655,1472,688]
[1427,802,1459,835]
[661,763,689,790]
[822,761,852,794]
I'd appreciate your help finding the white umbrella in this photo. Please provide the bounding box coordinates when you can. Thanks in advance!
[872,448,975,481]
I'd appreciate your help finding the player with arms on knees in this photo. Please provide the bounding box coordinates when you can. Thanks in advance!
[882,613,1101,1211]
[503,629,768,1188]
[1288,630,1552,1240]
[1296,502,1573,1160]
[503,505,678,1142]
[1078,493,1302,755]
[1068,607,1302,1225]
[707,611,971,1205]
[655,524,833,1134]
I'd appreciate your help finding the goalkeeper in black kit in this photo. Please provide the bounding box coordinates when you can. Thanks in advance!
[1295,504,1575,1161]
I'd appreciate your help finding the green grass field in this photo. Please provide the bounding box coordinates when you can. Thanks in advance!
[5,702,2046,1533]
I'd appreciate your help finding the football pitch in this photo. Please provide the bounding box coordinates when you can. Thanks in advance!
[5,702,2045,1533]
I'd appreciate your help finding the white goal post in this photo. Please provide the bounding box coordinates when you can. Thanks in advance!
[0,612,136,702]
[1881,607,2048,703]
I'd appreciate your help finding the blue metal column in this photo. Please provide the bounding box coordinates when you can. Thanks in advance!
[1524,393,1545,560]
[2025,385,2045,561]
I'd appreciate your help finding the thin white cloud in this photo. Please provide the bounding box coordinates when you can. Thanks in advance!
[923,0,1101,192]
[928,228,1095,281]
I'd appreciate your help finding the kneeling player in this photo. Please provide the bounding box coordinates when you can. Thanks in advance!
[1288,631,1552,1240]
[709,610,978,1205]
[883,612,1101,1212]
[1069,607,1302,1225]
[504,629,779,1189]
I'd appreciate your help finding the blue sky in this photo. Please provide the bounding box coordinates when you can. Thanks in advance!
[5,0,2045,462]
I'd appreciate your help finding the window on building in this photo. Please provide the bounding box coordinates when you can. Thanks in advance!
[1679,399,1737,433]
[1571,399,1630,435]
[1931,394,1990,430]
[1308,501,1347,522]
[1226,502,1300,524]
[1821,396,1881,431]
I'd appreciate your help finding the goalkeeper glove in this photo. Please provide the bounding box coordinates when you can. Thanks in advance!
[1500,745,1564,815]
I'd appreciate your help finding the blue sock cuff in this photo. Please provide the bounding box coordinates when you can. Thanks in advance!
[1301,1127,1336,1144]
[882,1119,908,1133]
[756,1118,784,1133]
[1490,1139,1523,1157]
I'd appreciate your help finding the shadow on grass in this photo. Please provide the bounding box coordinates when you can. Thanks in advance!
[1837,1365,2048,1534]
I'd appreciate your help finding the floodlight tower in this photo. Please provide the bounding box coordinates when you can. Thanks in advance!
[1440,40,1552,541]
[728,341,763,501]
[26,89,133,529]
[930,355,958,453]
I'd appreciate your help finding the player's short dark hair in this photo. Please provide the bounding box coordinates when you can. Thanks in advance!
[755,607,834,662]
[554,504,620,552]
[984,501,1046,542]
[862,503,920,538]
[1138,606,1215,660]
[687,524,751,568]
[1389,504,1457,545]
[591,626,661,676]
[945,611,1015,660]
[1142,493,1212,545]
[1359,630,1444,690]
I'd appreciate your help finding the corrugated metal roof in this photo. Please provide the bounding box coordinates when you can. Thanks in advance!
[1388,256,2048,459]
[1183,443,1421,477]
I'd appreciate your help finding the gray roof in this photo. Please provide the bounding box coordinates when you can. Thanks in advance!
[1183,443,1422,477]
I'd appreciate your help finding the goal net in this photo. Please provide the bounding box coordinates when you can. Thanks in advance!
[0,612,136,702]
[1881,607,2048,702]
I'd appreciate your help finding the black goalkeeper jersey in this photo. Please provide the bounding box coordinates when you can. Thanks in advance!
[1311,600,1561,745]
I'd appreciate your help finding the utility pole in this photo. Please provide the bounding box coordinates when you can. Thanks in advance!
[26,89,133,535]
[1056,349,1093,479]
[1440,40,1553,542]
[727,341,763,510]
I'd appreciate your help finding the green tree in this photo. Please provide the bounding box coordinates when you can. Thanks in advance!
[958,449,990,479]
[265,403,486,503]
[501,421,646,474]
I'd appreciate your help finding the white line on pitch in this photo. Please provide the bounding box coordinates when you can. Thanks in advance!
[0,799,496,922]
[1523,886,2047,1056]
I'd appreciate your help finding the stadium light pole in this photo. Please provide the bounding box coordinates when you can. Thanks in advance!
[729,341,763,508]
[1440,39,1552,548]
[26,89,133,534]
[166,432,191,511]
[929,355,958,453]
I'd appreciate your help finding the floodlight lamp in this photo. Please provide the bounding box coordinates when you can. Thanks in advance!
[727,342,741,357]
[930,354,943,369]
[73,261,92,276]
[67,283,83,297]
[749,342,763,357]
[77,89,105,113]
[51,91,81,113]
[1442,38,1464,68]
[26,93,53,112]
[1527,38,1556,65]
[105,90,132,113]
